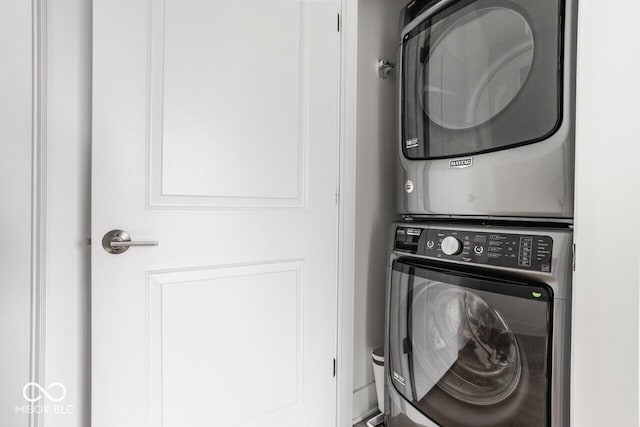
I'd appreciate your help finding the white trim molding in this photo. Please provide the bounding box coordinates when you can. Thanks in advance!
[572,0,640,424]
[29,0,47,426]
[351,382,378,424]
[337,0,358,425]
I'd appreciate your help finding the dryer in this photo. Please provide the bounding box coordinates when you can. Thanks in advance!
[397,0,577,220]
[385,222,572,426]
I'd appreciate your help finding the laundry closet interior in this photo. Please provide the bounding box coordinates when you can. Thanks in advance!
[346,0,639,426]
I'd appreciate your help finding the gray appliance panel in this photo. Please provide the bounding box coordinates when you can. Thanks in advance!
[384,222,573,426]
[397,0,577,219]
[389,222,573,299]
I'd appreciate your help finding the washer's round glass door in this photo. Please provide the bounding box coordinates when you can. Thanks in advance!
[421,7,534,130]
[412,284,522,405]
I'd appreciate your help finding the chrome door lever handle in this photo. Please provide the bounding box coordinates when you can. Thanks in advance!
[102,229,158,254]
[110,241,158,248]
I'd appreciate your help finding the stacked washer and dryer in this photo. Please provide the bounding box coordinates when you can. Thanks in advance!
[384,0,576,426]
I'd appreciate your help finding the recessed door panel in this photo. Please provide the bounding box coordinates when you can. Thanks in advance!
[149,261,304,426]
[149,0,311,207]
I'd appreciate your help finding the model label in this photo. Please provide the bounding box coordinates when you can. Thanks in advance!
[449,158,473,168]
[405,138,419,149]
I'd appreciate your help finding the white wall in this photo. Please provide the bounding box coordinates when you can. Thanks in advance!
[0,1,91,426]
[43,1,92,426]
[572,1,640,425]
[352,0,405,421]
[0,2,35,426]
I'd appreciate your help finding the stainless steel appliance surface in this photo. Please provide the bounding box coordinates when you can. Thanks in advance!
[397,0,577,219]
[385,222,572,426]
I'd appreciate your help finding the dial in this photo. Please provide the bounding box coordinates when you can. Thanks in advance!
[441,236,463,255]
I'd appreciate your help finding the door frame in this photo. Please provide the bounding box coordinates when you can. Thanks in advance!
[337,0,358,425]
[25,1,92,426]
[29,0,47,426]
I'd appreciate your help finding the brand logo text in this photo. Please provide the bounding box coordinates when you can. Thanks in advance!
[449,158,473,168]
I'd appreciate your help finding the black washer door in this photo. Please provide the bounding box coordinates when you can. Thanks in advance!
[388,258,553,427]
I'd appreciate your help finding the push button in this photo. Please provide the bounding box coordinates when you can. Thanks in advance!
[473,245,484,255]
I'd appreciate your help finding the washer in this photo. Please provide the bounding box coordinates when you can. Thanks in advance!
[385,222,572,426]
[397,0,577,219]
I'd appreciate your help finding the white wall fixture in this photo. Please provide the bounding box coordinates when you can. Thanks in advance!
[376,59,395,80]
[572,0,640,425]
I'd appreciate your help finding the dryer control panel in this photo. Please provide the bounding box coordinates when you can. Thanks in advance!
[394,227,553,272]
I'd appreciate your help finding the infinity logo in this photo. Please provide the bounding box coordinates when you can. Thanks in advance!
[22,382,67,403]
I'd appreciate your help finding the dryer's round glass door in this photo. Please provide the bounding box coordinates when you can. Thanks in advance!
[421,7,534,130]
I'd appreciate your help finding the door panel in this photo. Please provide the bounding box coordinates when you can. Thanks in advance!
[92,0,339,426]
[148,261,304,426]
[149,0,310,206]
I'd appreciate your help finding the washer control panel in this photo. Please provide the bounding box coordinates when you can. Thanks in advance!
[395,227,554,272]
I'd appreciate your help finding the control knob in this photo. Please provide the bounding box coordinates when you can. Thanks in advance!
[441,236,463,256]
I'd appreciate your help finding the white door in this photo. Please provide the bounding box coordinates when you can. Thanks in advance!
[92,1,340,426]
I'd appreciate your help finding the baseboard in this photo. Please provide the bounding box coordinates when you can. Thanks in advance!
[352,408,380,426]
[352,381,378,424]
